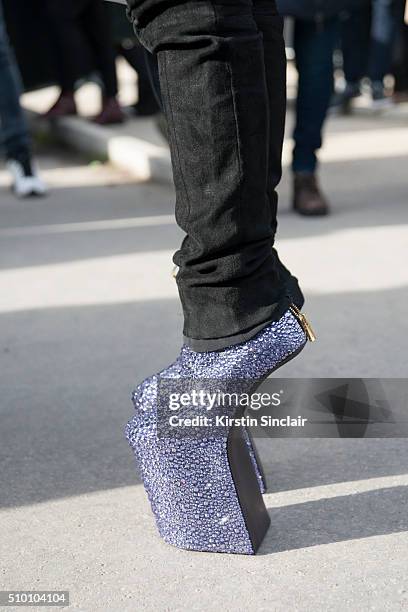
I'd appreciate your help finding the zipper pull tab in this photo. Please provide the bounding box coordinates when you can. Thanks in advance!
[289,304,317,343]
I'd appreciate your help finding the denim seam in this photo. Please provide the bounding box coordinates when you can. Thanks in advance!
[161,49,191,225]
[226,61,244,285]
[208,1,242,290]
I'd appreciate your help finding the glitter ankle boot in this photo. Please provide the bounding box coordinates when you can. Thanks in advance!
[126,308,312,554]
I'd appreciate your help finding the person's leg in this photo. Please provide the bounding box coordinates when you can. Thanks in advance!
[119,41,160,114]
[330,7,371,112]
[80,0,119,97]
[252,0,303,306]
[392,0,408,96]
[369,0,398,96]
[124,0,314,556]
[42,0,83,117]
[292,18,338,178]
[292,18,338,216]
[80,0,124,123]
[0,4,47,197]
[341,6,371,87]
[251,0,285,230]
[43,0,83,94]
[292,18,339,215]
[0,2,30,160]
[143,4,303,306]
[127,0,289,350]
[396,15,408,95]
[144,50,162,109]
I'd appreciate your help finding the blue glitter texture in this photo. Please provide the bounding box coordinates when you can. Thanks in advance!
[125,310,306,554]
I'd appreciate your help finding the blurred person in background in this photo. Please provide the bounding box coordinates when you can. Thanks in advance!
[277,1,350,216]
[0,0,47,197]
[117,40,160,116]
[107,2,160,117]
[43,0,124,125]
[338,0,399,110]
[290,15,337,216]
[392,0,408,102]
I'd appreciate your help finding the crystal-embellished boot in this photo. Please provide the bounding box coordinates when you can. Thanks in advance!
[126,308,313,554]
[143,356,268,494]
[242,427,267,494]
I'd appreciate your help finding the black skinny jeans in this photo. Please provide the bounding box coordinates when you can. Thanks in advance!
[127,0,294,351]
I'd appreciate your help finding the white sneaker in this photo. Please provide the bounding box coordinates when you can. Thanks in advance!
[6,157,48,198]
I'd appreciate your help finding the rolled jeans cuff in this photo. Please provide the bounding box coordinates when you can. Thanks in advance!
[183,296,290,352]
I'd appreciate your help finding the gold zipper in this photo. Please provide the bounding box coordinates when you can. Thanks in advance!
[289,303,317,343]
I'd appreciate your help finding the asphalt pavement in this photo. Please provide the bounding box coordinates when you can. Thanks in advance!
[1,108,408,611]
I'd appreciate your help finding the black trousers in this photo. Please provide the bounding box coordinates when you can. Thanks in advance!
[44,0,118,96]
[341,0,399,84]
[127,0,293,351]
[393,0,408,92]
[117,42,160,112]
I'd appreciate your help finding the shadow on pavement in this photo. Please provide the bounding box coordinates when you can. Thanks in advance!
[261,486,408,554]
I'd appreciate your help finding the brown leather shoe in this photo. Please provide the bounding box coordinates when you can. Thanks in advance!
[293,173,330,216]
[44,92,77,119]
[93,97,125,125]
